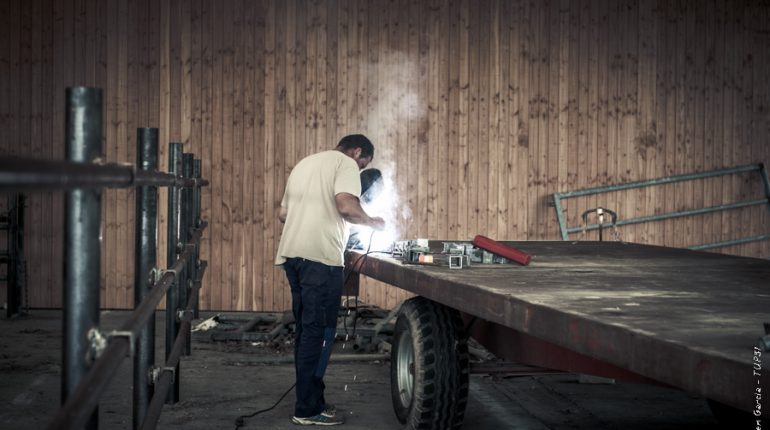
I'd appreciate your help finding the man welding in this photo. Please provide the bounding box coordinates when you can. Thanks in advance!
[276,134,385,426]
[346,168,384,250]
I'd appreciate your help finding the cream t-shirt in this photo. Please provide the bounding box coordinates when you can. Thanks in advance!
[275,150,362,267]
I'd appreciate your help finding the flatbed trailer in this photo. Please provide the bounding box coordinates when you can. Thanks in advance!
[345,241,770,429]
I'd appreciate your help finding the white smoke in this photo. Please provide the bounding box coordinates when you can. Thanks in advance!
[365,55,426,135]
[351,53,425,251]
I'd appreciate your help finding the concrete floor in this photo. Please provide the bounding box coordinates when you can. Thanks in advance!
[0,310,723,429]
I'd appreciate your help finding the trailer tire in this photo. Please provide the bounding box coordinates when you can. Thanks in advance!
[390,297,469,429]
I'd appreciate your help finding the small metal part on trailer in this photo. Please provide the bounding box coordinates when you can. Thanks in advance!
[392,239,509,269]
[345,241,770,429]
[471,235,531,265]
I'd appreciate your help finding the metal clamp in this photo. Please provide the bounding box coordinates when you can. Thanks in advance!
[86,328,108,363]
[148,366,162,385]
[148,365,176,384]
[150,267,180,288]
[177,309,194,322]
[163,267,179,279]
[109,330,135,357]
[162,366,176,383]
[149,267,164,285]
[86,329,134,361]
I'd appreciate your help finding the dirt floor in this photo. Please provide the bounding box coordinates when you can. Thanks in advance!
[0,310,724,429]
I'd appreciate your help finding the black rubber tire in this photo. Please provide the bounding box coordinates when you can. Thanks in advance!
[390,297,470,429]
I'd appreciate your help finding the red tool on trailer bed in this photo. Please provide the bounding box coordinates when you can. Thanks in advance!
[345,240,770,429]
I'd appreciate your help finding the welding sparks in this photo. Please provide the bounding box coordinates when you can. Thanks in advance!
[351,166,404,252]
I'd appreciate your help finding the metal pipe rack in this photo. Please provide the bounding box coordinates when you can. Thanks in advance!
[0,87,209,430]
[552,164,770,249]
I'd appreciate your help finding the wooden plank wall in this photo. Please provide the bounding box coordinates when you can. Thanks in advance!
[0,0,768,311]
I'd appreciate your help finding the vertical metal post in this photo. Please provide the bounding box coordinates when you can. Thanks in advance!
[181,153,194,355]
[760,163,770,218]
[553,194,569,240]
[16,194,26,316]
[63,87,103,430]
[133,128,158,429]
[192,159,202,319]
[7,193,19,318]
[166,142,183,404]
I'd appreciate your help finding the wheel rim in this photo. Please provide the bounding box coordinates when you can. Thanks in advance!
[396,329,415,407]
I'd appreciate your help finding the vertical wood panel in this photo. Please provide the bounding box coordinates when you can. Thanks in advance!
[240,0,255,312]
[544,0,560,243]
[637,0,657,245]
[198,0,213,309]
[232,1,245,311]
[3,0,770,311]
[466,0,480,239]
[447,0,460,241]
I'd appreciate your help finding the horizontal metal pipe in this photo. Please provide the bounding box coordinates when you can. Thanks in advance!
[688,234,770,251]
[139,271,204,430]
[56,261,203,430]
[46,221,208,430]
[121,223,207,337]
[0,158,209,190]
[47,338,131,430]
[139,369,173,430]
[194,261,208,286]
[555,164,761,199]
[565,199,768,234]
[141,319,193,429]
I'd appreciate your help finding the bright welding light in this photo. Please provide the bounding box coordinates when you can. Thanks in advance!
[350,168,402,252]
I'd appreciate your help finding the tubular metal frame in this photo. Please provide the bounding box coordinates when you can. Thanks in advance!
[552,163,770,250]
[0,87,209,430]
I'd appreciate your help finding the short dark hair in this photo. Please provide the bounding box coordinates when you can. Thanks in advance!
[337,134,374,159]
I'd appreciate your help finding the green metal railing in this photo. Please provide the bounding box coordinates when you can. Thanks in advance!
[552,163,770,250]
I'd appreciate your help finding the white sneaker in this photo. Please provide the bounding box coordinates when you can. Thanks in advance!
[291,413,344,426]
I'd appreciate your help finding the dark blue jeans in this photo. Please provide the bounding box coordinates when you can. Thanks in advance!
[283,257,342,418]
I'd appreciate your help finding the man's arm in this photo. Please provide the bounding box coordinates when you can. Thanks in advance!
[335,193,385,230]
[278,205,287,223]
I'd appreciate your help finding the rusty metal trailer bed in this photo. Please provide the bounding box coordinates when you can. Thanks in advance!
[345,240,769,429]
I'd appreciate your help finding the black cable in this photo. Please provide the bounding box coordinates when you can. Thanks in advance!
[343,230,375,336]
[234,231,380,429]
[234,382,297,429]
